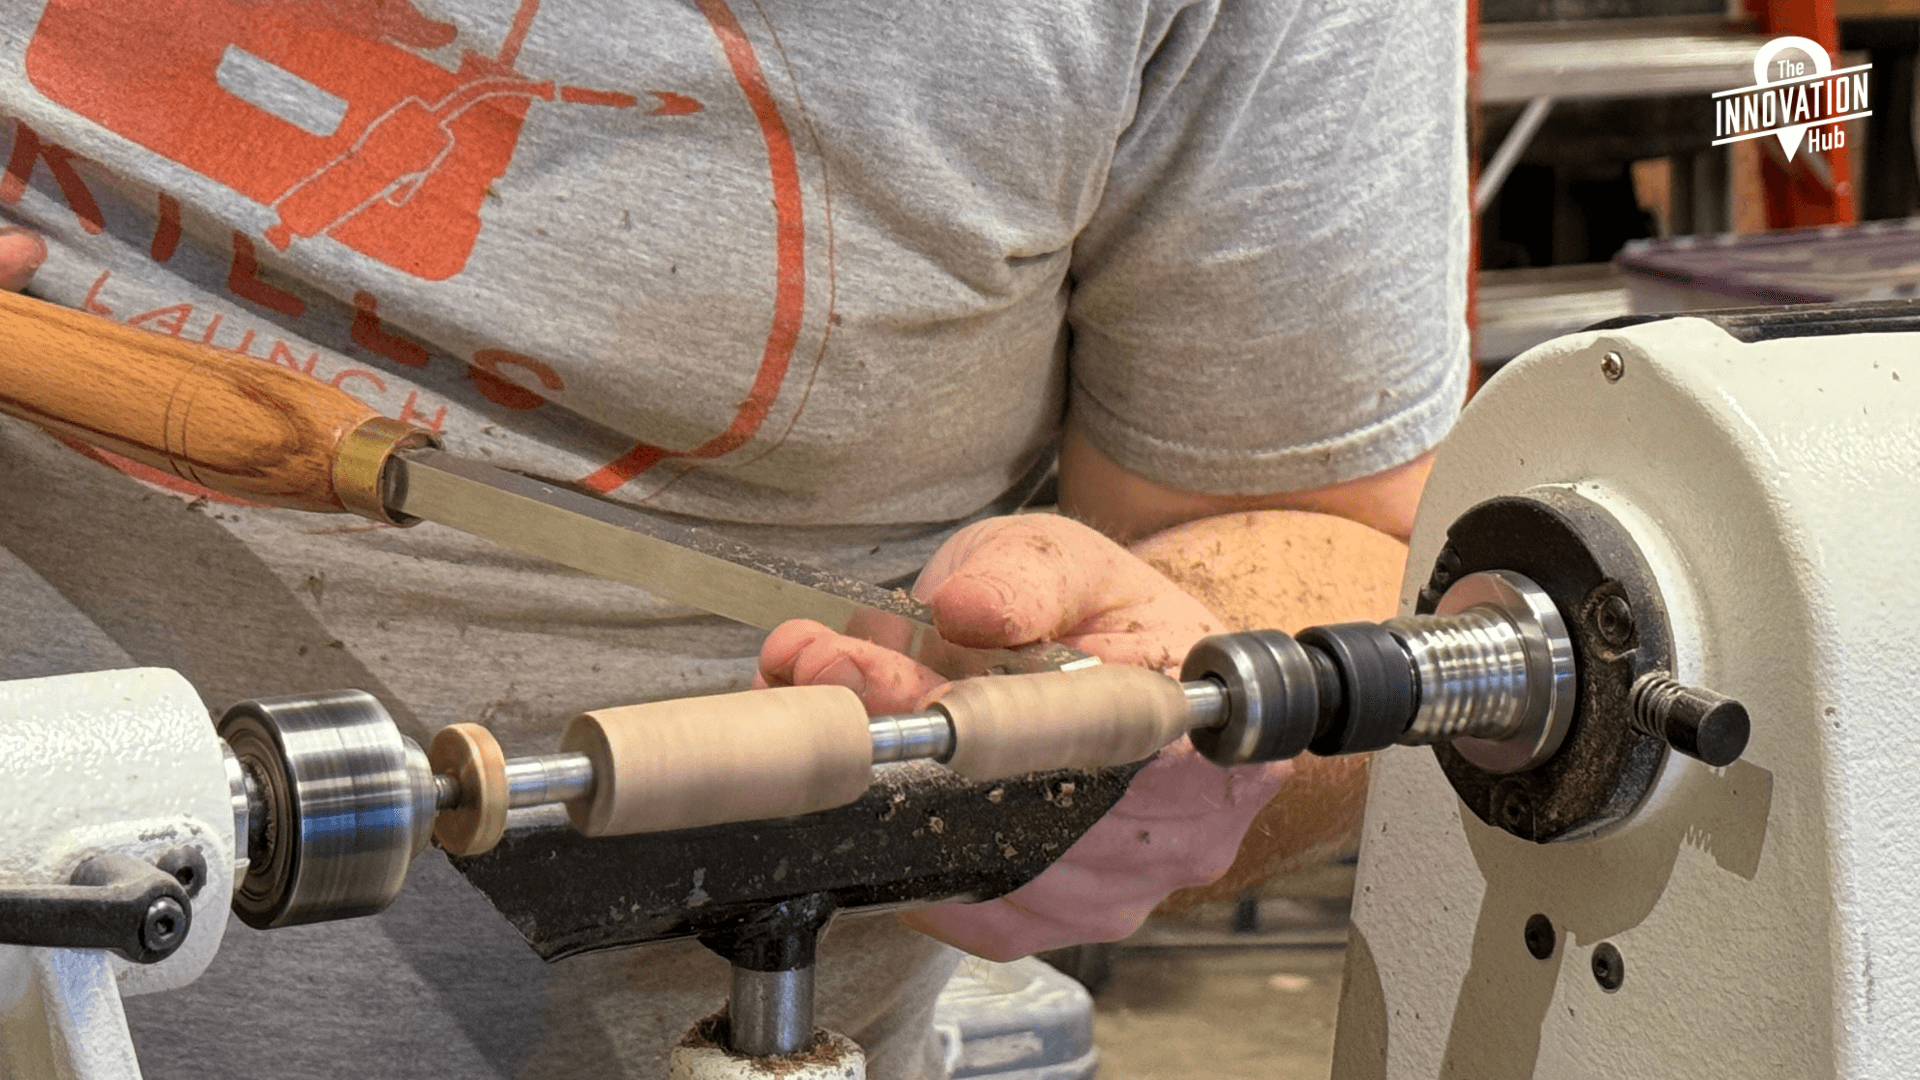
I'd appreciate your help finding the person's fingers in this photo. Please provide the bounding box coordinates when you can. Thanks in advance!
[901,878,1156,962]
[0,227,48,292]
[1103,741,1292,823]
[1050,629,1188,673]
[757,619,946,714]
[908,518,1002,602]
[898,744,1291,959]
[915,516,1166,648]
[841,607,922,654]
[900,841,1195,960]
[900,899,1038,963]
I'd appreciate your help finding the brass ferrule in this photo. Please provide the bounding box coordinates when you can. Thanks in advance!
[333,416,439,525]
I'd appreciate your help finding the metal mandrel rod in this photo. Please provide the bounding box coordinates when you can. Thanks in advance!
[1184,679,1228,729]
[471,677,1237,813]
[503,752,597,808]
[868,710,954,764]
[473,671,1196,841]
[444,707,976,827]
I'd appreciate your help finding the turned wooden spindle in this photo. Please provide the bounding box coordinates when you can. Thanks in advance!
[0,289,432,521]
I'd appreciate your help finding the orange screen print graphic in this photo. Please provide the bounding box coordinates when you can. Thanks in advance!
[25,0,649,280]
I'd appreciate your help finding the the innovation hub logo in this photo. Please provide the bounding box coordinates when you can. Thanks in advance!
[1712,36,1871,160]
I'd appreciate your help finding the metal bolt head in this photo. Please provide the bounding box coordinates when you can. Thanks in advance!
[1591,942,1625,991]
[157,846,208,899]
[1595,594,1634,647]
[1600,352,1625,381]
[141,896,189,958]
[1524,914,1556,960]
[1432,546,1462,588]
[1496,782,1532,830]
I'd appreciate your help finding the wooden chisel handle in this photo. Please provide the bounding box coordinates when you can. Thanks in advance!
[0,289,434,520]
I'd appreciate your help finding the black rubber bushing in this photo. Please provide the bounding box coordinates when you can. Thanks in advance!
[1181,630,1320,765]
[1295,623,1417,755]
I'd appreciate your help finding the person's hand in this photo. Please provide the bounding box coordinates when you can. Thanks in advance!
[0,226,47,292]
[756,514,1291,961]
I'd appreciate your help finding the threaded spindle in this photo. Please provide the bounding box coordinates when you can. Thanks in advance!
[1383,609,1532,744]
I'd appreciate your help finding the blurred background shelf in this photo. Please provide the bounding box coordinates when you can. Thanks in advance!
[1479,18,1768,103]
[1476,263,1634,371]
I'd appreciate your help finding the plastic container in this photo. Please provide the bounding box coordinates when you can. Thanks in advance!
[1614,219,1920,313]
[931,956,1098,1080]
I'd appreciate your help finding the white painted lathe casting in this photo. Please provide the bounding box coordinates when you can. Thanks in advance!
[1334,316,1920,1078]
[0,669,233,1080]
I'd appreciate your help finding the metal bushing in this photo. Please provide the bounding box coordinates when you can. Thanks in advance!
[1294,622,1416,756]
[1181,630,1321,765]
[217,691,435,928]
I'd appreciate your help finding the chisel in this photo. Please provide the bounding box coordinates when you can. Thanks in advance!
[0,289,1087,678]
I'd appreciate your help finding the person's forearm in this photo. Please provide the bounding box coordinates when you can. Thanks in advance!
[1057,430,1433,545]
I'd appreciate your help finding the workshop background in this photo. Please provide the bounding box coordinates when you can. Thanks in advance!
[0,0,1907,1076]
[1010,0,1920,1076]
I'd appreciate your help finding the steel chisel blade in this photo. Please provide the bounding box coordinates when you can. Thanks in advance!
[388,450,1088,679]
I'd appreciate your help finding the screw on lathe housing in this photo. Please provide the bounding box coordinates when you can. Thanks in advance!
[1524,914,1555,960]
[1600,351,1625,381]
[156,847,207,899]
[141,896,188,956]
[1594,594,1634,647]
[1592,943,1625,991]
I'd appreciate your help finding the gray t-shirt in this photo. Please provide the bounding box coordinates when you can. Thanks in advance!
[0,0,1466,1076]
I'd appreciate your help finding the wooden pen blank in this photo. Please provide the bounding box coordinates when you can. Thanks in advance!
[559,685,873,837]
[933,666,1193,780]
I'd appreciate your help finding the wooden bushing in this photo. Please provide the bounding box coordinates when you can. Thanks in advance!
[429,723,509,856]
[559,685,873,837]
[930,665,1192,780]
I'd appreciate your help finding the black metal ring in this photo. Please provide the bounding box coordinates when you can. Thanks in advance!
[1417,489,1672,843]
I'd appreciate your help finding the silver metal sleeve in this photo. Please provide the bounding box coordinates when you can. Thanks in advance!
[868,710,954,764]
[502,752,596,808]
[402,738,438,857]
[221,741,252,880]
[1184,679,1229,729]
[1382,569,1577,774]
[729,966,815,1056]
[1383,608,1533,743]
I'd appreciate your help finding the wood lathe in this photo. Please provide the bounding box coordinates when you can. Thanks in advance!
[3,292,1915,1078]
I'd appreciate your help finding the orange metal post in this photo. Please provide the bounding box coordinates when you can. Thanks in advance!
[1747,0,1858,225]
